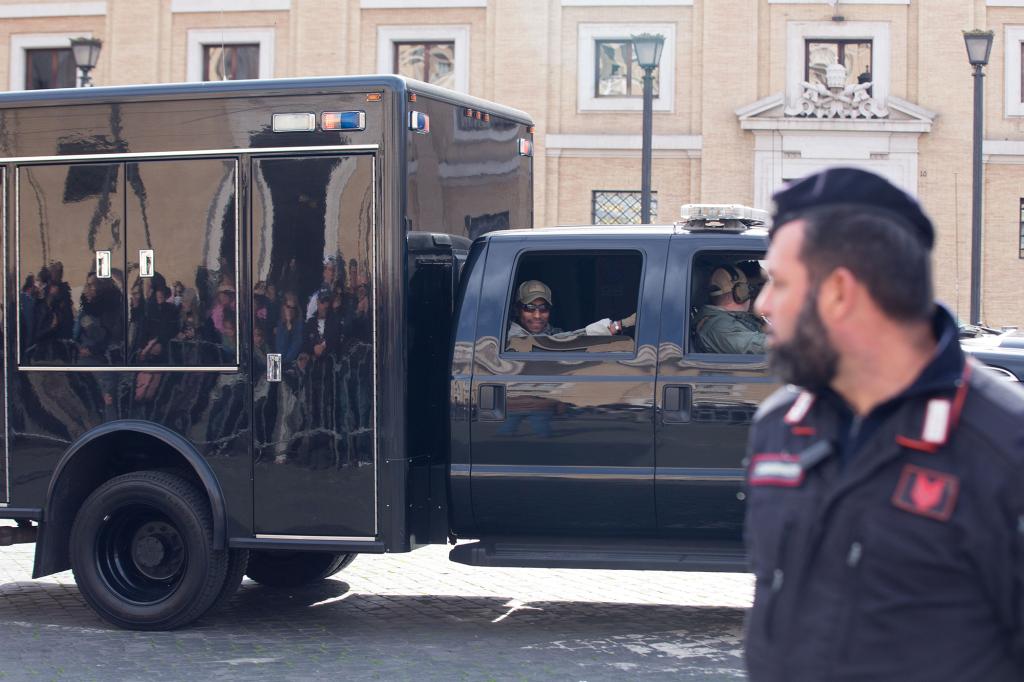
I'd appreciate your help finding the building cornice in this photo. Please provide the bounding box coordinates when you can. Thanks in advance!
[736,93,936,134]
[544,134,702,159]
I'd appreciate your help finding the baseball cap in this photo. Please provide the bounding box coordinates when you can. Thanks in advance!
[517,280,552,305]
[770,167,935,249]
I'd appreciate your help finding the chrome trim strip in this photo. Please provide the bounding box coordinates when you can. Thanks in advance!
[254,534,378,542]
[2,166,8,503]
[233,159,240,360]
[0,144,380,165]
[655,468,745,482]
[18,366,239,373]
[371,155,379,536]
[13,169,19,368]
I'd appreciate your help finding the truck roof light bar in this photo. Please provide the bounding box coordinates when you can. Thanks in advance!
[677,204,768,232]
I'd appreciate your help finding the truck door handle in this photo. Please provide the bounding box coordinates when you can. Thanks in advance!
[267,353,282,382]
[663,385,692,424]
[478,384,506,421]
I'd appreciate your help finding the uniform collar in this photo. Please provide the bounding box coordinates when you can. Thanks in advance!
[784,305,970,457]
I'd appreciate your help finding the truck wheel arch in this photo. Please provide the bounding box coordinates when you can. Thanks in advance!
[34,420,227,579]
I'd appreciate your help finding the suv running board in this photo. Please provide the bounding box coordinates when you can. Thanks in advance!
[449,537,748,572]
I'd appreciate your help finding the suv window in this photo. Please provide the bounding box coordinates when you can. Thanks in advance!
[505,251,641,353]
[690,252,767,355]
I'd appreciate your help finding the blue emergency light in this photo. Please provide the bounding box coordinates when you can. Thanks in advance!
[409,111,430,134]
[322,111,366,131]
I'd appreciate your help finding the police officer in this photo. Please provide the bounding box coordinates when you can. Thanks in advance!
[745,167,1024,681]
[694,265,767,354]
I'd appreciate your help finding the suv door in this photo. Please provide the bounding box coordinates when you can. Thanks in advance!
[469,236,667,535]
[654,235,776,540]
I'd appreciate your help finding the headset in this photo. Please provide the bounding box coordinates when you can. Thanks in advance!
[709,264,752,305]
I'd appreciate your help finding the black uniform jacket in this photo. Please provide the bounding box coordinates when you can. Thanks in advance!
[744,308,1024,681]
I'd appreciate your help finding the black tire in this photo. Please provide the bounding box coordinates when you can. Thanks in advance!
[69,471,229,630]
[207,549,249,614]
[245,550,355,588]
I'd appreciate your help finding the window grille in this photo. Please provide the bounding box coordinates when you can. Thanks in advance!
[592,190,657,225]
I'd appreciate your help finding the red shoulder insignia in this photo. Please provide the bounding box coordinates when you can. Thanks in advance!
[891,464,959,521]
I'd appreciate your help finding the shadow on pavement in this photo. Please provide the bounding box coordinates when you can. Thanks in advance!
[0,576,747,638]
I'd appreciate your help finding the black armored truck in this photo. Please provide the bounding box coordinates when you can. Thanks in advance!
[1,77,1022,631]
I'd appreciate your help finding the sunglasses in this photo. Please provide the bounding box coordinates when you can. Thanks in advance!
[522,302,551,313]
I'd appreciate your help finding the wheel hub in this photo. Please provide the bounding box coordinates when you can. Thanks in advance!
[130,521,184,581]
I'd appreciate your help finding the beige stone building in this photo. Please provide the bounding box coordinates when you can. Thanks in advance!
[1,0,1023,325]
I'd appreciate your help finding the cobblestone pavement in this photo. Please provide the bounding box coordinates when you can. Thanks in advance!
[0,542,753,681]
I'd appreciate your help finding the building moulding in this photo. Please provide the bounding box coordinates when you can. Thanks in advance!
[544,134,702,159]
[736,92,936,209]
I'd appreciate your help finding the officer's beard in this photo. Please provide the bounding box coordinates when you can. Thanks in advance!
[767,290,838,392]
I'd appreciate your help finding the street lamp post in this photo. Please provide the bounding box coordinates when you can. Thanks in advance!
[632,33,664,225]
[70,37,102,87]
[963,29,994,326]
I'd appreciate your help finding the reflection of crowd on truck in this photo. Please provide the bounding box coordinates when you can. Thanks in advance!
[17,255,373,470]
[253,255,374,470]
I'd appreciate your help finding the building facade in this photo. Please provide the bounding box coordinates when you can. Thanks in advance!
[1,0,1023,325]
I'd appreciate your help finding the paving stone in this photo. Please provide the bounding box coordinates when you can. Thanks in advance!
[0,542,753,680]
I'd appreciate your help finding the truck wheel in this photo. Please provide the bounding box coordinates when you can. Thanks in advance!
[245,550,355,588]
[69,471,229,630]
[207,549,249,614]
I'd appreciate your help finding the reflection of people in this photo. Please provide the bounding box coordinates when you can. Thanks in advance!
[497,395,565,438]
[306,257,338,321]
[507,280,633,339]
[744,167,1024,681]
[303,288,342,358]
[694,266,766,354]
[274,299,304,363]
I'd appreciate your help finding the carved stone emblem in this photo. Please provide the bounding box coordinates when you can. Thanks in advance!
[784,63,889,119]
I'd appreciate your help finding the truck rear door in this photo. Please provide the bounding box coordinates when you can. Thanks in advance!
[468,236,667,535]
[654,235,776,540]
[250,153,378,539]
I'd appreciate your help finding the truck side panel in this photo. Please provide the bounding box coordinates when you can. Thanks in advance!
[404,95,533,237]
[11,156,252,540]
[0,88,390,548]
[403,94,533,546]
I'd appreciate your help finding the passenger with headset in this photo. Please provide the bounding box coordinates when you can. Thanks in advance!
[693,264,767,354]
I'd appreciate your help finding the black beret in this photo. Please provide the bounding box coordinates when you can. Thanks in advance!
[770,167,934,249]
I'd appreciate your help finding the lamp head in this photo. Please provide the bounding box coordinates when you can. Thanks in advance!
[70,37,103,71]
[631,33,665,70]
[963,29,994,67]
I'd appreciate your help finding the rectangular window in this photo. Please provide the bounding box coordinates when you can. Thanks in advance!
[505,251,641,354]
[592,190,657,225]
[393,41,455,88]
[805,39,872,88]
[690,252,767,355]
[1019,199,1024,259]
[595,39,659,98]
[25,48,76,90]
[202,44,259,81]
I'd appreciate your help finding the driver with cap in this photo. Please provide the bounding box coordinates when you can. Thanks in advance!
[508,280,634,339]
[694,265,767,354]
[744,167,1024,681]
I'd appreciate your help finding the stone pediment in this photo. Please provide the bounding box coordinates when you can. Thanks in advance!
[736,93,936,134]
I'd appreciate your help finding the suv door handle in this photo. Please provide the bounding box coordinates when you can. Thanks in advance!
[662,385,692,424]
[478,384,506,421]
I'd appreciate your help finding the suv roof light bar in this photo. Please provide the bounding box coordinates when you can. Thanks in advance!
[677,204,769,232]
